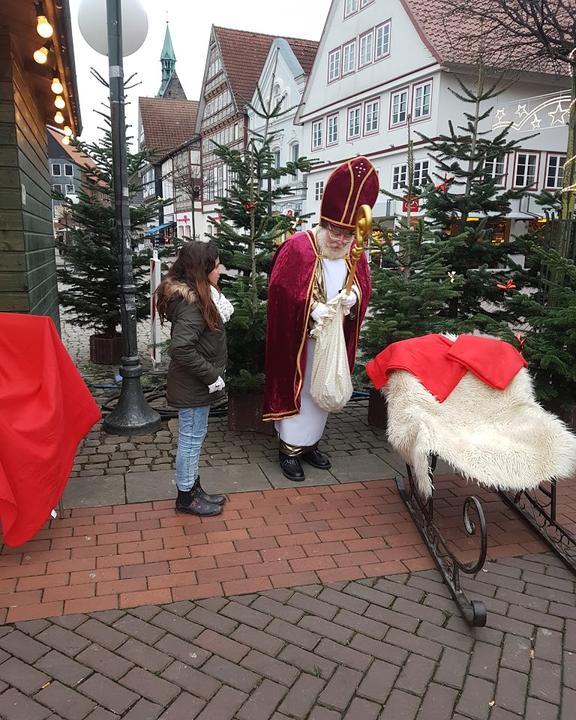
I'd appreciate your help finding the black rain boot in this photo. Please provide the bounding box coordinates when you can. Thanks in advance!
[194,476,226,505]
[175,489,222,516]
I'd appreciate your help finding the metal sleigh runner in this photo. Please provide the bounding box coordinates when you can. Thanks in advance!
[366,333,576,627]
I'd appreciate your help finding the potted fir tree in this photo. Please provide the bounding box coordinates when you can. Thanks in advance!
[57,119,163,365]
[208,87,312,431]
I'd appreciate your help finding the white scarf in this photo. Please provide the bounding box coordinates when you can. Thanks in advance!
[210,286,234,324]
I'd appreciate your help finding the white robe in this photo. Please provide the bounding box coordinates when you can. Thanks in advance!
[275,256,347,447]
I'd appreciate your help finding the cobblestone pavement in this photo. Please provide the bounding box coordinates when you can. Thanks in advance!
[69,401,386,480]
[0,553,572,720]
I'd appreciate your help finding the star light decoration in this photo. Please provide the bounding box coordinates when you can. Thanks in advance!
[492,93,570,132]
[548,101,569,127]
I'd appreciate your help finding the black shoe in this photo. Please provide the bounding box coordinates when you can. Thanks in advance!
[279,453,305,482]
[194,477,226,505]
[176,490,222,516]
[302,448,331,470]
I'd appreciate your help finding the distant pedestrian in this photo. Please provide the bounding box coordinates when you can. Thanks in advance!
[155,240,233,516]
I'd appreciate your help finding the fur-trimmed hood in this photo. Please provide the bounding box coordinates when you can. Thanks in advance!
[161,279,197,320]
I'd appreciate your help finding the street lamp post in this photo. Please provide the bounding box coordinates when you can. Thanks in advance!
[79,0,160,434]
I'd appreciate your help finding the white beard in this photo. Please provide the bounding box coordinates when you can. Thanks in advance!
[315,227,353,260]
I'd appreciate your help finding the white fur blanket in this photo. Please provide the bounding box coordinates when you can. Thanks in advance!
[385,368,576,498]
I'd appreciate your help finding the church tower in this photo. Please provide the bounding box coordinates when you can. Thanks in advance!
[157,23,187,99]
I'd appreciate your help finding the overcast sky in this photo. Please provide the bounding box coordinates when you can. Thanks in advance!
[69,0,332,144]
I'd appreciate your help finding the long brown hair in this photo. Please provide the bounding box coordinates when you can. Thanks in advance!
[156,240,220,331]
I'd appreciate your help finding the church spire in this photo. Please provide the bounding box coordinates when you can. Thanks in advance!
[156,22,187,99]
[158,23,176,97]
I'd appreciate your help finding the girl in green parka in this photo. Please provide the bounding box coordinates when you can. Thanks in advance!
[156,240,233,516]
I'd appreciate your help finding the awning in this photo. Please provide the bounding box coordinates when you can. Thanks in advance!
[143,221,176,236]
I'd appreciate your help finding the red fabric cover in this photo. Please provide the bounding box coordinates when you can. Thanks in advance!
[263,230,371,421]
[446,334,528,389]
[320,156,380,230]
[0,313,101,546]
[366,334,466,402]
[366,333,528,402]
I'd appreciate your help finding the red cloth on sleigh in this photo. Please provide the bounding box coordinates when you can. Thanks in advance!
[366,333,527,402]
[0,313,101,546]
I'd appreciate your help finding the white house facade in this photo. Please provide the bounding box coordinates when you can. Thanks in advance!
[248,37,318,221]
[296,0,570,239]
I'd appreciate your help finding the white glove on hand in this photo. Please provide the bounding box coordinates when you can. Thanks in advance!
[208,376,225,394]
[311,303,336,323]
[338,289,358,309]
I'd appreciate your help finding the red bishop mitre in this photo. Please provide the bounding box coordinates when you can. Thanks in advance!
[320,156,380,230]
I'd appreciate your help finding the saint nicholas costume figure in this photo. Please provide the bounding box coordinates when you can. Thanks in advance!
[263,156,379,481]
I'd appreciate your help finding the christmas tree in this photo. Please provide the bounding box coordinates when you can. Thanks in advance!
[417,67,532,334]
[507,235,576,413]
[361,132,464,363]
[208,85,313,391]
[58,119,163,337]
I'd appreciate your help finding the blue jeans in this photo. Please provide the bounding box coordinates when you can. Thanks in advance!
[175,407,210,491]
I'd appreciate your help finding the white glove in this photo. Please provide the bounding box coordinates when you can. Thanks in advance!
[338,289,358,309]
[311,303,336,323]
[208,376,225,394]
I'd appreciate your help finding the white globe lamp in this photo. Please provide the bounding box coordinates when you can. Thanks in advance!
[77,0,148,56]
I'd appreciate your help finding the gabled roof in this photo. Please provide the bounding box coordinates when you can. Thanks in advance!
[213,26,275,108]
[47,127,96,169]
[213,26,319,108]
[138,98,198,158]
[402,0,566,74]
[286,38,319,76]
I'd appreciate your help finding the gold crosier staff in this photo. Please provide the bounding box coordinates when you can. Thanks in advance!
[345,204,372,293]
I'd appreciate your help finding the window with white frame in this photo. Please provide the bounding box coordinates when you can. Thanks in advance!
[342,41,356,75]
[327,114,339,145]
[312,120,323,149]
[392,164,408,190]
[515,152,538,187]
[65,184,74,194]
[314,180,324,201]
[413,81,432,120]
[364,99,379,134]
[290,142,300,176]
[328,48,341,82]
[64,164,73,176]
[485,156,506,185]
[413,160,430,186]
[52,184,61,194]
[51,163,61,176]
[347,106,361,139]
[344,0,358,17]
[391,89,408,125]
[360,0,374,6]
[546,154,566,188]
[359,31,373,67]
[375,21,391,59]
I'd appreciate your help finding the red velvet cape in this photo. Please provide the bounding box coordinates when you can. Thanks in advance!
[0,313,101,546]
[263,230,371,421]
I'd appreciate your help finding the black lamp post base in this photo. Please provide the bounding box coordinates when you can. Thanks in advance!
[102,378,161,435]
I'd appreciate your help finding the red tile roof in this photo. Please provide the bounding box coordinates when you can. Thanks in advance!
[287,38,319,76]
[213,27,318,108]
[403,0,565,74]
[138,98,199,158]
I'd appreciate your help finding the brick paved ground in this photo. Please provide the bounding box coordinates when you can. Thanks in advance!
[0,552,572,720]
[0,476,554,625]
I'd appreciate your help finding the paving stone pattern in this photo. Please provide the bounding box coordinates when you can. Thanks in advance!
[0,553,572,719]
[0,479,550,624]
[69,400,388,479]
